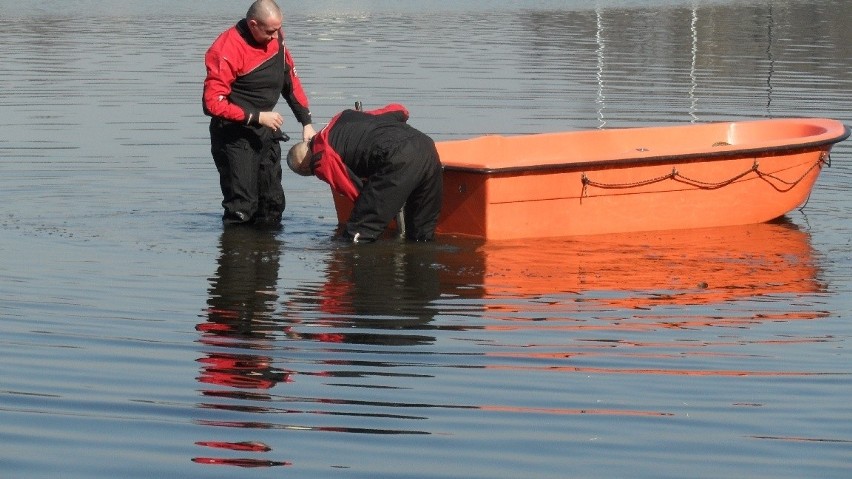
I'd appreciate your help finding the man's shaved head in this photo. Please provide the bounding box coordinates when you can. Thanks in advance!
[247,0,282,22]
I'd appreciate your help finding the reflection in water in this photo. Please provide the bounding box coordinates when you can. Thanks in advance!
[515,2,852,131]
[195,226,290,468]
[279,242,447,396]
[194,219,830,468]
[246,219,830,440]
[436,219,832,380]
[304,241,443,323]
[281,241,448,348]
[688,4,698,122]
[764,3,775,112]
[595,7,607,128]
[199,226,286,386]
[195,233,455,468]
[467,219,822,304]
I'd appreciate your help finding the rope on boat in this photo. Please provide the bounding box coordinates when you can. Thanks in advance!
[580,153,829,200]
[797,153,832,212]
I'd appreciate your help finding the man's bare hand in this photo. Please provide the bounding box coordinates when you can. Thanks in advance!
[258,111,284,130]
[303,124,317,141]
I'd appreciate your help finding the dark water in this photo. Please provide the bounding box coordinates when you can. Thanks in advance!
[1,1,851,478]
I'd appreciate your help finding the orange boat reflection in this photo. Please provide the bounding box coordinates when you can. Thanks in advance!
[438,219,824,308]
[441,220,833,381]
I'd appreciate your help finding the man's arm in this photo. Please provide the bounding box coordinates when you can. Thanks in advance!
[202,48,253,123]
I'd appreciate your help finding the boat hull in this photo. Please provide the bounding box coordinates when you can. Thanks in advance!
[331,118,849,240]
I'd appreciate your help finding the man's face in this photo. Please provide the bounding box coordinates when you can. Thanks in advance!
[248,15,282,45]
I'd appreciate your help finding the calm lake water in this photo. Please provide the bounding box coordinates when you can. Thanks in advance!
[1,0,851,478]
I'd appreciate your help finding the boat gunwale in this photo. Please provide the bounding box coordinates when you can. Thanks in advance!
[440,120,851,175]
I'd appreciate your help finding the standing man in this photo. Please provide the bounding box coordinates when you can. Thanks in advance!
[286,103,443,242]
[203,0,316,227]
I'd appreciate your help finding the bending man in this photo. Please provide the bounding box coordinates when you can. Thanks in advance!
[287,104,443,242]
[203,0,315,226]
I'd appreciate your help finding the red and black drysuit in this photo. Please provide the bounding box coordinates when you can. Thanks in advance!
[203,19,311,225]
[309,104,443,241]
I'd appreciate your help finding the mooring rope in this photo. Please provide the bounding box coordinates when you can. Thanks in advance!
[580,152,829,200]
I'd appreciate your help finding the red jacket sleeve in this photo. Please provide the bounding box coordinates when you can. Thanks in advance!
[202,29,248,123]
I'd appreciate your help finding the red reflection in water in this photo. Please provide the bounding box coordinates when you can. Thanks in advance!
[195,441,272,452]
[196,352,292,389]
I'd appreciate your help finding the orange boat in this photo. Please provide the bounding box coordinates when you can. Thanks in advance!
[332,117,849,240]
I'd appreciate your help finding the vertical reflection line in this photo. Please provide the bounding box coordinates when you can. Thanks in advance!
[689,2,699,123]
[595,4,606,129]
[765,2,775,115]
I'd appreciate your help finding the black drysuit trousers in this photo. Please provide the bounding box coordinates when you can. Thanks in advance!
[210,119,284,226]
[347,133,443,241]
